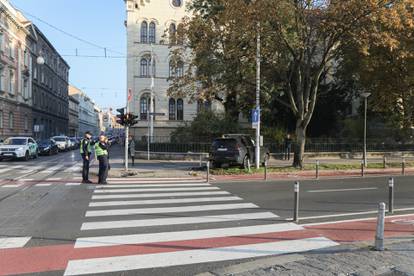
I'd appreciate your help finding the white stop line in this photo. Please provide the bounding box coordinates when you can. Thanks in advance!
[391,219,414,225]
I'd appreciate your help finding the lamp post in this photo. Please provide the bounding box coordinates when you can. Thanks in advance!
[361,92,371,167]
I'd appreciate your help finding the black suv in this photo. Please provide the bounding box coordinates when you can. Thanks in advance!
[210,134,270,169]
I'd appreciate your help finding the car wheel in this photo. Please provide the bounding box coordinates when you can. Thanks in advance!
[24,151,30,161]
[242,155,250,169]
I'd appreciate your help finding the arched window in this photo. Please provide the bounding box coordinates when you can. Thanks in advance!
[177,99,184,121]
[140,56,156,77]
[149,22,156,43]
[169,23,176,45]
[141,21,148,43]
[169,98,176,120]
[140,58,148,77]
[177,23,184,45]
[172,0,182,7]
[140,93,155,120]
[169,59,184,78]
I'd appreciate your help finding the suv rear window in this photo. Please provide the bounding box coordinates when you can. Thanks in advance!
[53,137,66,142]
[212,138,238,149]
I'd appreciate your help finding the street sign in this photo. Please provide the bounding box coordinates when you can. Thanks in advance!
[251,108,260,129]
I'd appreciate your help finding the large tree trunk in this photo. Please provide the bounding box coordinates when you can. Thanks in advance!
[293,121,307,169]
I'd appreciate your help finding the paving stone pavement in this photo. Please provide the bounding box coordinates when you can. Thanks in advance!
[202,237,414,276]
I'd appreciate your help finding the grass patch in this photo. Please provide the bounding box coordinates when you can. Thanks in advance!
[210,162,414,175]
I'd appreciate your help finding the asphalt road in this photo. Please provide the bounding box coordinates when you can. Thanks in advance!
[1,153,414,275]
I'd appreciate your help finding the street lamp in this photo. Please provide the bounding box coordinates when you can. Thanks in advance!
[361,92,371,167]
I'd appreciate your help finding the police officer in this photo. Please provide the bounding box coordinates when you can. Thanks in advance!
[95,135,109,184]
[80,131,94,184]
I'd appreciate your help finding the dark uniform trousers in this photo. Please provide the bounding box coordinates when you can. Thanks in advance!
[82,153,91,181]
[98,155,109,184]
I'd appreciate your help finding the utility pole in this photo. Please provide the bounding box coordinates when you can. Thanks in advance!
[150,43,154,143]
[361,93,371,167]
[255,22,261,169]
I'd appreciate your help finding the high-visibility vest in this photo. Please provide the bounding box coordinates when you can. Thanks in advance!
[80,139,92,154]
[94,143,108,157]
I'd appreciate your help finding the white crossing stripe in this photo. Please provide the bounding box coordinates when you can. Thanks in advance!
[0,237,31,249]
[94,187,219,194]
[89,196,243,207]
[0,168,12,174]
[64,237,338,275]
[35,184,52,187]
[96,183,211,188]
[81,212,278,230]
[75,223,303,248]
[66,183,81,186]
[92,191,230,200]
[85,203,258,217]
[107,180,207,184]
[47,178,62,181]
[2,184,22,188]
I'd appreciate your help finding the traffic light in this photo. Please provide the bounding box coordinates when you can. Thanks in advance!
[124,113,139,127]
[116,108,125,126]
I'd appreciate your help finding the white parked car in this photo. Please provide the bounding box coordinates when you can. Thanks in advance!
[52,136,70,151]
[0,137,38,161]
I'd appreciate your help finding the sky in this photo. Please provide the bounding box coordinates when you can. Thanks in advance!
[10,0,126,110]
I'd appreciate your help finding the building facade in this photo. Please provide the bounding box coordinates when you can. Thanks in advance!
[0,0,34,139]
[27,25,69,140]
[69,85,100,136]
[68,95,79,137]
[125,0,223,140]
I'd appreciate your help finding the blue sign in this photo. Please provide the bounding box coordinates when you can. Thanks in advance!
[251,108,260,128]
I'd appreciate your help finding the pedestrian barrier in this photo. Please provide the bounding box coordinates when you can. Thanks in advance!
[375,202,386,251]
[293,181,300,222]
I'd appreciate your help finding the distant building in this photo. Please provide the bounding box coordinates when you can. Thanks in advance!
[124,0,223,140]
[69,85,100,136]
[68,95,79,137]
[93,104,104,134]
[27,24,70,139]
[0,0,34,138]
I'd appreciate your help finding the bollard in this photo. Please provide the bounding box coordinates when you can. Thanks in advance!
[383,156,387,169]
[374,202,386,251]
[402,158,406,176]
[361,160,365,177]
[316,160,320,179]
[264,160,268,181]
[388,177,394,214]
[293,181,300,222]
[206,161,210,183]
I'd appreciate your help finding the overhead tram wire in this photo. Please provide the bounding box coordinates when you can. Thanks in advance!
[14,6,125,56]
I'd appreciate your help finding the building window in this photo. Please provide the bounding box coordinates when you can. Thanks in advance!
[169,98,176,120]
[169,23,176,45]
[0,67,4,91]
[149,22,156,43]
[24,115,28,130]
[8,112,13,129]
[177,99,184,121]
[9,69,14,94]
[169,59,184,78]
[172,0,182,7]
[0,110,3,129]
[140,93,155,120]
[140,56,155,77]
[141,21,148,43]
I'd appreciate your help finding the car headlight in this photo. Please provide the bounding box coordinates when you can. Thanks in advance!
[44,146,50,150]
[17,147,24,151]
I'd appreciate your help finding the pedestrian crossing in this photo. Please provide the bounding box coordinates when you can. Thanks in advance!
[64,181,339,275]
[0,237,31,249]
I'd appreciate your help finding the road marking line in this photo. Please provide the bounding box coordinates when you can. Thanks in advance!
[285,210,379,221]
[94,187,219,194]
[307,187,378,193]
[0,237,31,249]
[47,178,62,181]
[81,212,279,230]
[89,196,243,207]
[75,223,304,248]
[21,179,34,181]
[35,184,52,187]
[95,183,211,188]
[64,237,337,275]
[92,191,230,200]
[66,183,81,186]
[2,184,22,188]
[302,213,414,227]
[85,203,258,217]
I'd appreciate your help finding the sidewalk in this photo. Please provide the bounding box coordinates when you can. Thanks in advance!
[198,214,414,276]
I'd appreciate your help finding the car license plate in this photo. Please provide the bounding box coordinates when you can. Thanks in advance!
[3,153,13,156]
[217,148,228,151]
